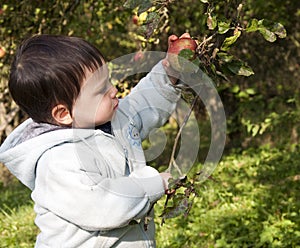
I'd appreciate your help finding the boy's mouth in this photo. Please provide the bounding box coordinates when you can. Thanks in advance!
[113,99,119,110]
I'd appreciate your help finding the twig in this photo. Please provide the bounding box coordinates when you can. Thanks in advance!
[168,94,200,175]
[197,33,216,55]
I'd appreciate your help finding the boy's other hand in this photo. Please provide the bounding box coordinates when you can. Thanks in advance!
[160,172,172,191]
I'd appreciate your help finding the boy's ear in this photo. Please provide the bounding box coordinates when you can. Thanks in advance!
[51,104,73,126]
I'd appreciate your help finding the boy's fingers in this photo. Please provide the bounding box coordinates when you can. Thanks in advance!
[162,59,169,67]
[168,35,178,45]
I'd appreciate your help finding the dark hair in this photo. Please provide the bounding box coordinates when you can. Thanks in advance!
[8,34,104,123]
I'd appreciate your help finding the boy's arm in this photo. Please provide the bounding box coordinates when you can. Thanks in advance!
[123,60,180,140]
[33,149,169,231]
[119,33,192,140]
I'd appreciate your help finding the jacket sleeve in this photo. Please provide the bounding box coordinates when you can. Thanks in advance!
[32,145,165,231]
[119,60,181,140]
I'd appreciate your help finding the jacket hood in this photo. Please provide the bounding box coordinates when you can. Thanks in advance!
[0,119,96,190]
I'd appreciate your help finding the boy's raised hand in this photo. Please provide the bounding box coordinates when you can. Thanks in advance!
[162,33,196,84]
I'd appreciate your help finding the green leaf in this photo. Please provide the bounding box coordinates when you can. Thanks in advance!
[139,23,155,39]
[124,0,137,8]
[218,21,231,34]
[271,22,287,38]
[178,49,195,60]
[251,124,260,136]
[221,31,241,51]
[200,0,209,3]
[238,91,249,99]
[259,27,276,42]
[177,49,200,73]
[227,60,254,76]
[230,85,240,93]
[145,12,159,25]
[246,18,259,32]
[161,195,192,220]
[245,88,256,95]
[124,0,152,14]
[217,52,233,63]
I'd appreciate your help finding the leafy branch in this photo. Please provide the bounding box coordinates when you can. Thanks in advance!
[123,0,287,223]
[125,0,286,81]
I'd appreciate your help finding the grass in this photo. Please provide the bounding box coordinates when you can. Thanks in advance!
[0,180,38,247]
[154,146,300,247]
[1,146,300,247]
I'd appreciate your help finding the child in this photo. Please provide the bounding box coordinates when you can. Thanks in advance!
[0,33,188,247]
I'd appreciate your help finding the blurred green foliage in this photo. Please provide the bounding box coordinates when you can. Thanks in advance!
[0,0,299,149]
[155,146,300,247]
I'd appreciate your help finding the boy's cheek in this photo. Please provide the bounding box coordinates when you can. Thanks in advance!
[72,95,104,128]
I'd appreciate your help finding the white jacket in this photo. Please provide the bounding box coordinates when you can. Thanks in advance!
[0,61,181,247]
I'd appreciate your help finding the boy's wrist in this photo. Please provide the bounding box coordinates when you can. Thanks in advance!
[162,59,180,85]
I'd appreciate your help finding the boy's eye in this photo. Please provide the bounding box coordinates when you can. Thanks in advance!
[99,81,112,94]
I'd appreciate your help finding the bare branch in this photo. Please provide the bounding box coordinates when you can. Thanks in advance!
[168,94,199,176]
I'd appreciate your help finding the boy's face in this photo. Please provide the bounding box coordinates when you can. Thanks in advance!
[72,64,119,128]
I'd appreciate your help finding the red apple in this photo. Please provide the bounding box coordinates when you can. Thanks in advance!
[168,38,197,54]
[167,37,198,72]
[132,15,139,25]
